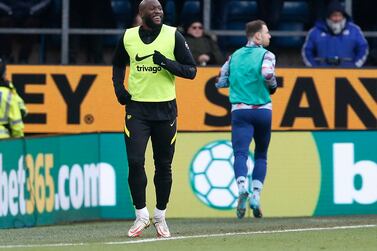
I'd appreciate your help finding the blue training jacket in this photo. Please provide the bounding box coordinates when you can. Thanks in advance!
[302,19,369,67]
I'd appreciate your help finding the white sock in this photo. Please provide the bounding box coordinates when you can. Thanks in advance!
[236,176,247,193]
[154,208,166,220]
[136,207,149,220]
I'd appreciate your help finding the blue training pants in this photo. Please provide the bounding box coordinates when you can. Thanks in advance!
[231,108,272,184]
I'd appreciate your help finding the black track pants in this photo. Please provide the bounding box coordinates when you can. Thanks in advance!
[124,115,177,210]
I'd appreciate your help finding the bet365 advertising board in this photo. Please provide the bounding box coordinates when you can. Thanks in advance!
[0,133,134,229]
[1,131,376,228]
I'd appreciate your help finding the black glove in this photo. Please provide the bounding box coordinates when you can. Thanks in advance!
[114,85,132,105]
[153,50,167,66]
[269,86,277,95]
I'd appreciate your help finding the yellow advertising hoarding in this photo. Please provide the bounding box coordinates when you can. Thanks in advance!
[7,66,376,133]
[144,132,321,217]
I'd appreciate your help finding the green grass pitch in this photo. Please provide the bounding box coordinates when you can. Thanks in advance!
[0,215,376,251]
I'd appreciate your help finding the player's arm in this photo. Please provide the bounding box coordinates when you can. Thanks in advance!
[8,92,24,138]
[112,35,132,105]
[302,28,318,67]
[262,51,277,95]
[152,31,197,79]
[353,26,369,67]
[215,57,230,88]
[9,82,28,118]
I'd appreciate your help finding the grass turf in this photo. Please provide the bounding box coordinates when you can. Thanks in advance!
[0,215,376,251]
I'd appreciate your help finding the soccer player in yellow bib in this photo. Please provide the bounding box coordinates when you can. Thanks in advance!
[112,0,196,238]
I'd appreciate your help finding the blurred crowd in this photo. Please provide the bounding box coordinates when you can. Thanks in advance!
[0,0,375,66]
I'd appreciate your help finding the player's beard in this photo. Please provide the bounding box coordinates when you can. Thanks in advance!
[144,16,163,30]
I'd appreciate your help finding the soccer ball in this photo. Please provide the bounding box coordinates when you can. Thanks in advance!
[189,140,254,210]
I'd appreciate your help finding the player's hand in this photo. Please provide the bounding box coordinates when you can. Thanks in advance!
[269,86,277,95]
[153,50,167,66]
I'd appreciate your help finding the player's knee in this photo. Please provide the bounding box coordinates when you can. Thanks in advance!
[128,158,145,173]
[234,151,249,159]
[254,151,267,160]
[155,164,172,176]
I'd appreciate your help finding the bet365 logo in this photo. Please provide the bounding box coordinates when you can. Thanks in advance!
[333,143,377,204]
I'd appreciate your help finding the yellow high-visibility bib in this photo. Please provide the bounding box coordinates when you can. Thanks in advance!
[123,24,176,102]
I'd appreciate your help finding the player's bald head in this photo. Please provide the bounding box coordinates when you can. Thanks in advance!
[139,0,161,14]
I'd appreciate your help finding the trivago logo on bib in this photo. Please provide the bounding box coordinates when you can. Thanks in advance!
[136,65,162,73]
[313,131,377,216]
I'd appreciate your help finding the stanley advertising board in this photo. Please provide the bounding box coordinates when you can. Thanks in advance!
[7,66,377,133]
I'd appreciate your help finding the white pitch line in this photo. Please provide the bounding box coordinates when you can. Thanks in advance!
[0,243,86,249]
[0,224,375,249]
[106,224,377,245]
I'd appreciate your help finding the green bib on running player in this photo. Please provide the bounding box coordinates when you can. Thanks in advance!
[123,25,176,102]
[229,46,271,105]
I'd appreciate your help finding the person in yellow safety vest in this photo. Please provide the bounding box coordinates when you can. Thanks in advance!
[0,57,26,139]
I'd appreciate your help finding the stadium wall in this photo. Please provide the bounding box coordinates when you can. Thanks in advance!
[0,131,376,228]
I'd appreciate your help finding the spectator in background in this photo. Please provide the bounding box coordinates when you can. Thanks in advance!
[0,0,51,63]
[302,0,369,68]
[0,58,25,139]
[69,0,115,64]
[184,19,224,66]
[132,14,143,27]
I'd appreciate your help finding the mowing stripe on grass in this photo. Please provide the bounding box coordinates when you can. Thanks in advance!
[106,224,377,245]
[0,224,375,249]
